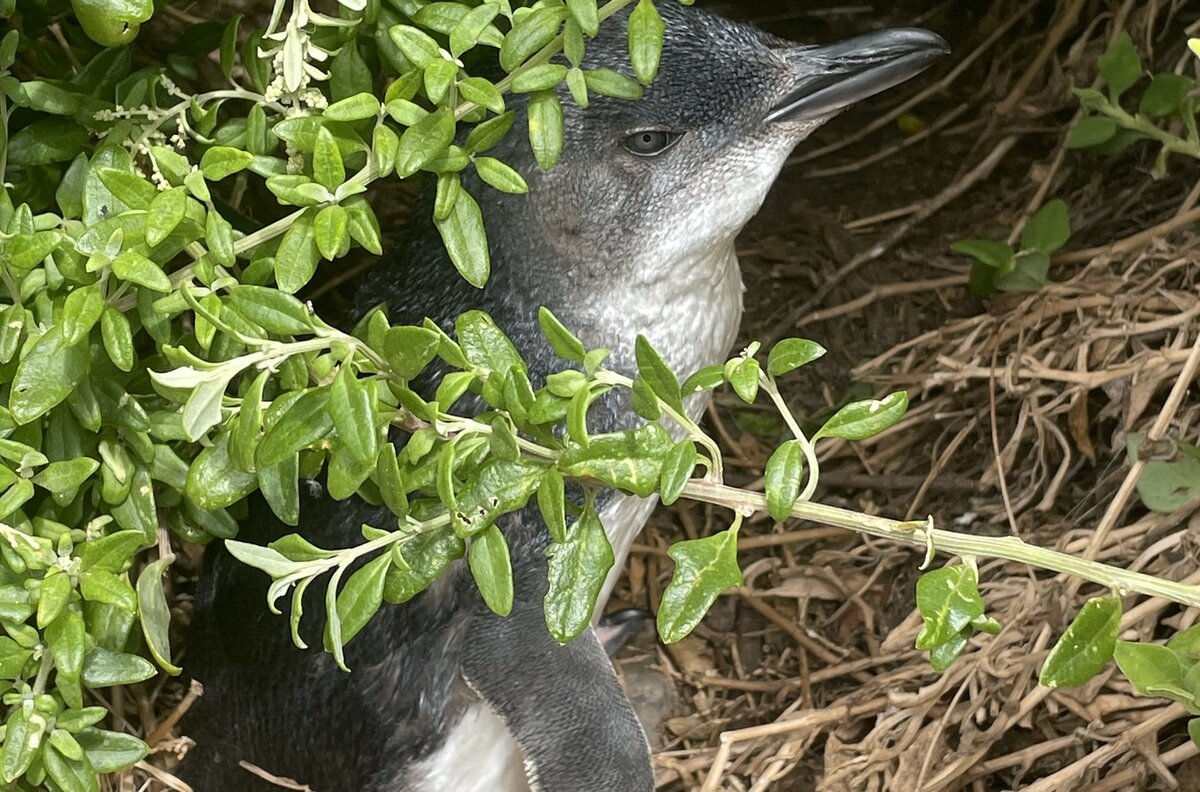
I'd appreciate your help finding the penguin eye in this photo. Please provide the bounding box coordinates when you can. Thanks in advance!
[623,129,680,157]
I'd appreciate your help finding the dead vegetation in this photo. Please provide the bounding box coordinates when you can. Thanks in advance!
[615,1,1200,790]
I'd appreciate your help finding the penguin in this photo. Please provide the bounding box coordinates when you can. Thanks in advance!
[180,5,947,791]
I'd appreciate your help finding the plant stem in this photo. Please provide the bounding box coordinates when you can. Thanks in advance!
[682,480,1200,608]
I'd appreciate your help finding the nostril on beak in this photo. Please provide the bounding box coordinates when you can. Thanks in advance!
[768,28,950,123]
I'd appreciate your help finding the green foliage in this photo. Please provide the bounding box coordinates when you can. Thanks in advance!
[1115,624,1200,747]
[951,199,1071,297]
[1039,595,1121,688]
[914,564,999,671]
[1126,433,1200,514]
[1069,32,1200,175]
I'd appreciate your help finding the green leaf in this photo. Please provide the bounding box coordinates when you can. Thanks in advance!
[627,0,665,84]
[257,389,334,468]
[456,309,524,379]
[424,59,459,104]
[544,505,613,643]
[313,127,345,192]
[915,565,985,650]
[1138,73,1193,117]
[225,541,309,578]
[1020,199,1071,254]
[1039,596,1121,688]
[230,369,269,472]
[465,111,515,154]
[435,186,490,287]
[200,146,254,181]
[100,307,134,372]
[727,357,760,403]
[458,77,506,114]
[1097,32,1142,100]
[81,646,156,687]
[1190,718,1200,750]
[682,364,725,395]
[929,630,970,672]
[658,439,696,506]
[453,459,545,537]
[537,308,586,364]
[1125,435,1200,513]
[324,552,389,654]
[995,250,1050,292]
[314,204,350,260]
[499,7,565,72]
[657,524,742,644]
[60,285,104,347]
[274,210,320,294]
[96,168,155,209]
[179,369,233,443]
[384,527,465,604]
[396,107,456,178]
[560,424,673,497]
[10,324,89,425]
[567,66,589,107]
[950,238,1014,269]
[228,285,315,336]
[112,250,171,292]
[74,728,147,774]
[1114,640,1191,703]
[1,708,42,783]
[187,431,258,510]
[474,156,528,194]
[536,471,568,543]
[45,610,86,683]
[764,439,804,522]
[44,742,98,792]
[324,92,381,122]
[527,90,565,171]
[450,3,502,56]
[38,568,72,628]
[767,339,826,377]
[32,458,98,494]
[6,230,64,270]
[258,455,300,526]
[583,67,643,100]
[1067,116,1118,149]
[389,24,441,68]
[566,0,599,36]
[512,63,569,94]
[330,365,378,466]
[80,570,137,611]
[815,391,908,441]
[80,530,148,573]
[136,555,182,675]
[1169,622,1200,663]
[469,524,514,616]
[381,325,440,380]
[634,335,683,414]
[145,187,188,247]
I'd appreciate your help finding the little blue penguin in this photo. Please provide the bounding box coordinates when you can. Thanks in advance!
[180,5,947,791]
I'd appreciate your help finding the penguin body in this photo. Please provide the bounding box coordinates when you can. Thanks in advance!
[181,6,947,790]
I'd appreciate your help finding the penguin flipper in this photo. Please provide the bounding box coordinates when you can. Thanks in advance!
[460,567,654,792]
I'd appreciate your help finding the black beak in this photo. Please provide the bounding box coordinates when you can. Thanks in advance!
[767,28,950,123]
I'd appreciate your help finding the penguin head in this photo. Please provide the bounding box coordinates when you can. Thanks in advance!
[493,6,948,273]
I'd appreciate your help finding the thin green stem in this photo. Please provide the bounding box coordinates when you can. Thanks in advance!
[594,370,726,480]
[683,480,1200,609]
[759,373,820,500]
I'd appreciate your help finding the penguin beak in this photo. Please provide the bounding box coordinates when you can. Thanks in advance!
[767,28,950,123]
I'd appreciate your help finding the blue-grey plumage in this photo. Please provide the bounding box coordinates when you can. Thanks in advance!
[180,5,947,791]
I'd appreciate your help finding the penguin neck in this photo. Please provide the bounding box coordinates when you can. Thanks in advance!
[480,201,747,403]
